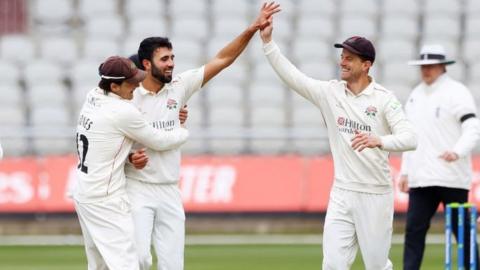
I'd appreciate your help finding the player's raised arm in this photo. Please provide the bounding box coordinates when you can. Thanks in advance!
[260,16,326,106]
[202,1,280,86]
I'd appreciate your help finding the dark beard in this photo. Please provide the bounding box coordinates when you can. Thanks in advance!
[152,64,172,84]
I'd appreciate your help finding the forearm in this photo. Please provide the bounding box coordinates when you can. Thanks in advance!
[400,151,410,176]
[142,128,190,151]
[381,120,417,152]
[215,26,257,65]
[203,27,257,86]
[117,112,190,152]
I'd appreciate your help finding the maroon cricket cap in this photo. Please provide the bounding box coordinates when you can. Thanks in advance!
[98,56,146,84]
[334,36,376,63]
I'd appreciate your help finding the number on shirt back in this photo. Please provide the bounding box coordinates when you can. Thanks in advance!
[76,133,89,173]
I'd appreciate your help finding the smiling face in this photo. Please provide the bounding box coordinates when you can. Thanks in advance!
[110,80,140,100]
[420,64,445,85]
[143,47,175,84]
[339,49,371,83]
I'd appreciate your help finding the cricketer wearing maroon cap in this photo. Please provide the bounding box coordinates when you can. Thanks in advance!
[334,36,376,63]
[73,55,189,269]
[260,15,416,270]
[97,56,146,100]
[99,56,146,85]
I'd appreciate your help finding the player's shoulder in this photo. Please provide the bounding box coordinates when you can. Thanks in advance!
[172,66,204,84]
[372,82,391,94]
[103,97,141,122]
[445,76,469,93]
[326,79,347,90]
[439,76,472,99]
[372,82,397,100]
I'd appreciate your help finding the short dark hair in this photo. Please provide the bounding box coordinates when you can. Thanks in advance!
[138,37,173,65]
[129,54,143,70]
[98,78,124,94]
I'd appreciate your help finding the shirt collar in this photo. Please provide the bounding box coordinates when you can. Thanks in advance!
[344,76,375,97]
[137,82,167,96]
[94,87,123,100]
[425,73,448,89]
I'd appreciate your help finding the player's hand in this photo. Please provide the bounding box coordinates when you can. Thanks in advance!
[179,105,188,125]
[129,148,148,169]
[260,16,274,43]
[439,151,459,162]
[398,175,409,193]
[351,130,382,152]
[252,2,280,31]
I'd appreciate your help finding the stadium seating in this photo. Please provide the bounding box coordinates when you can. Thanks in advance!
[0,60,21,86]
[0,0,478,155]
[207,83,244,108]
[78,0,119,19]
[382,0,419,19]
[124,0,164,19]
[39,36,78,66]
[211,0,250,19]
[0,34,35,64]
[297,0,336,18]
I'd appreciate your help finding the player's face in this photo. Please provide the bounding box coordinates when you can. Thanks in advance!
[420,64,445,85]
[150,47,175,84]
[111,81,139,100]
[339,49,370,82]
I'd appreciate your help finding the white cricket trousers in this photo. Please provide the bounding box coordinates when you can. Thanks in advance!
[74,195,139,270]
[322,186,394,270]
[127,179,185,270]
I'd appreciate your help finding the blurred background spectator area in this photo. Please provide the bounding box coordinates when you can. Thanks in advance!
[0,0,478,157]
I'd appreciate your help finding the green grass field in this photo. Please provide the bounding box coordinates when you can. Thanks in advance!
[0,244,446,270]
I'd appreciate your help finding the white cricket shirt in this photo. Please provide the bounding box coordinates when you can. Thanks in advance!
[74,88,189,203]
[124,66,204,184]
[264,40,417,194]
[401,74,480,189]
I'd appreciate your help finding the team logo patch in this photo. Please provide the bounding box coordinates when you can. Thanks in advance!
[365,106,377,117]
[166,98,178,110]
[390,100,402,110]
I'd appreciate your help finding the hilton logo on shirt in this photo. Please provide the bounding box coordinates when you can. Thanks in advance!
[151,120,175,130]
[166,99,178,110]
[337,117,372,134]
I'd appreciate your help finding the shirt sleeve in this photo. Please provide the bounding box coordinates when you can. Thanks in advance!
[380,94,417,152]
[450,85,477,120]
[453,117,480,157]
[450,86,480,157]
[400,151,411,176]
[263,40,330,107]
[112,104,189,151]
[178,66,205,102]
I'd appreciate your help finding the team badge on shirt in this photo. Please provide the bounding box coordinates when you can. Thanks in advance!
[166,98,178,110]
[365,106,377,117]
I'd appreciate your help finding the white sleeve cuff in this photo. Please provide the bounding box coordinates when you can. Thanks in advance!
[380,135,393,151]
[263,40,278,55]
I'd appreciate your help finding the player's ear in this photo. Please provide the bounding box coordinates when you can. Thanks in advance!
[142,59,151,70]
[110,82,121,93]
[362,60,372,71]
